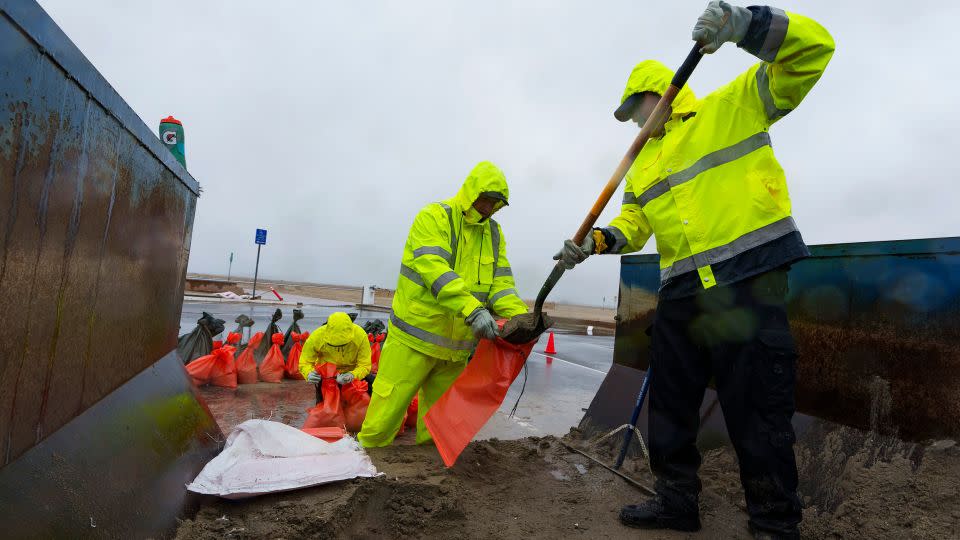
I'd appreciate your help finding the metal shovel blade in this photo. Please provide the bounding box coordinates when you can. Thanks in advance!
[501,263,564,344]
[500,311,555,345]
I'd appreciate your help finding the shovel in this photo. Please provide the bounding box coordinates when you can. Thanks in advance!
[501,44,705,344]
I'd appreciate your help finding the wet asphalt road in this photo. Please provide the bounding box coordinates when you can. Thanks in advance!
[181,298,613,439]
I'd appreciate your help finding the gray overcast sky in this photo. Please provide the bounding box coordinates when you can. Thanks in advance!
[39,1,958,306]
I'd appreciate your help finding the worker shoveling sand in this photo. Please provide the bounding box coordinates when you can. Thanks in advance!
[176,418,959,539]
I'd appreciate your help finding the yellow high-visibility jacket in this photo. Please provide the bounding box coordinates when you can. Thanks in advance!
[388,161,528,361]
[299,312,372,380]
[604,7,834,298]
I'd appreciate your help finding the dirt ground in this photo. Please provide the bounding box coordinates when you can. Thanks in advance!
[175,417,960,539]
[175,435,727,540]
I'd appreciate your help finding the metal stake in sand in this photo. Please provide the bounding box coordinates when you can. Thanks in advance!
[593,368,652,470]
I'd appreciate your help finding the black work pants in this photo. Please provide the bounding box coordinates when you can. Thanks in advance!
[649,269,801,534]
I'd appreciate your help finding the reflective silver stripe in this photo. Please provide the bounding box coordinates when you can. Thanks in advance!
[660,216,799,281]
[489,288,519,305]
[607,226,628,254]
[637,181,671,207]
[399,264,425,287]
[485,219,502,292]
[430,270,460,298]
[472,291,489,302]
[438,203,458,263]
[622,191,639,205]
[489,219,501,274]
[401,264,461,297]
[667,131,772,185]
[390,314,475,350]
[756,65,791,121]
[660,258,696,282]
[757,8,789,62]
[494,267,512,278]
[636,132,772,207]
[413,246,452,263]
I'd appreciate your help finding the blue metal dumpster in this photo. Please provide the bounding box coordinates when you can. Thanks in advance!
[583,237,960,442]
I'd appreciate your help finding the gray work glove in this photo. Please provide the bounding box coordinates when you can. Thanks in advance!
[307,371,322,384]
[553,235,595,270]
[335,372,355,385]
[466,307,499,340]
[692,1,753,54]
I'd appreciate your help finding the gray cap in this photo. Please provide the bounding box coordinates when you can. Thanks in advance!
[614,93,645,122]
[478,191,508,206]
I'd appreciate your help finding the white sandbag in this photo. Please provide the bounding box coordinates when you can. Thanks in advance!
[187,419,378,499]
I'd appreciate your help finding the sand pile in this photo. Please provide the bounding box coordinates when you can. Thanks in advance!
[177,421,959,539]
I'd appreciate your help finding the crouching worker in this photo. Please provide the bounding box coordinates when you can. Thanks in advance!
[358,161,528,447]
[300,312,373,400]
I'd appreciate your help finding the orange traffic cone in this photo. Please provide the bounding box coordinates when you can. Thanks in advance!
[544,332,557,354]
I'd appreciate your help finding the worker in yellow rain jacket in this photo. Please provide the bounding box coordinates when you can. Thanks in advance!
[358,161,529,447]
[300,312,372,392]
[555,3,833,537]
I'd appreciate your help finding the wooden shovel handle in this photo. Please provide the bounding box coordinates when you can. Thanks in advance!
[571,44,703,244]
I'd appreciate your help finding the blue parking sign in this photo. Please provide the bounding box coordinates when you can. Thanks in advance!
[255,229,267,245]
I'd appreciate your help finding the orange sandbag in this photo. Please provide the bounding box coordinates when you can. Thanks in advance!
[342,380,371,433]
[209,345,238,388]
[284,331,307,380]
[424,323,536,467]
[235,331,263,384]
[259,333,286,383]
[370,337,383,374]
[404,395,418,428]
[397,395,419,434]
[302,363,345,429]
[226,332,242,346]
[185,353,217,386]
[301,426,347,443]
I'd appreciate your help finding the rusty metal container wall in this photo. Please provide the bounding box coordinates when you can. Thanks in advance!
[0,350,222,539]
[0,1,200,465]
[608,236,960,441]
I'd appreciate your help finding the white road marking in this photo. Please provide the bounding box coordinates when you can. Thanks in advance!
[529,351,608,375]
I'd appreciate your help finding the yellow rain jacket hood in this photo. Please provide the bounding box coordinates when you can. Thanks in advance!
[453,161,510,225]
[604,9,834,297]
[298,312,372,380]
[324,312,355,345]
[386,161,528,362]
[619,60,699,126]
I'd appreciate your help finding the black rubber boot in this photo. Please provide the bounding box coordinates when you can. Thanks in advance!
[619,496,701,532]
